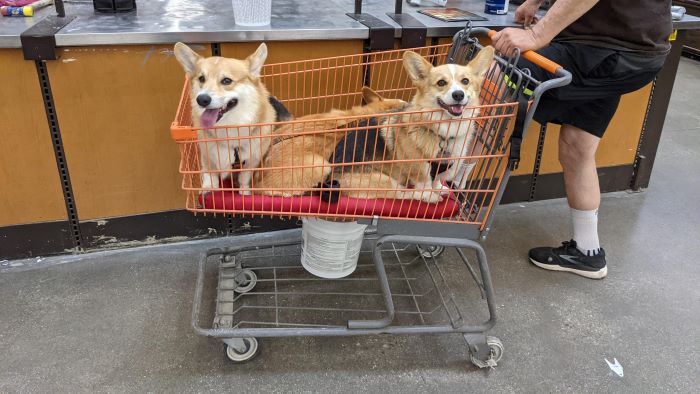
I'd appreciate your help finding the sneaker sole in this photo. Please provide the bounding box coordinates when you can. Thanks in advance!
[529,258,608,279]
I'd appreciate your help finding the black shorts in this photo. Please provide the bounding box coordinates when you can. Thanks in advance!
[518,42,666,137]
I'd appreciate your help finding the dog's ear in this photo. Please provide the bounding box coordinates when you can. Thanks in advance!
[468,45,495,77]
[361,86,383,104]
[403,51,432,83]
[247,43,268,78]
[174,42,201,76]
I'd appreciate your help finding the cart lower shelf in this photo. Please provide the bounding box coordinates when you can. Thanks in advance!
[191,230,503,368]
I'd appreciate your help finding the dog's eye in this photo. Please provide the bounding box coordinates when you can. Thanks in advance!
[221,77,233,85]
[461,78,470,85]
[198,75,205,83]
[437,80,447,87]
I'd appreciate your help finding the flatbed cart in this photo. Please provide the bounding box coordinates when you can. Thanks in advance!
[171,26,571,368]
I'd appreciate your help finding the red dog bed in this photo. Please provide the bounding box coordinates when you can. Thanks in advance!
[200,188,460,220]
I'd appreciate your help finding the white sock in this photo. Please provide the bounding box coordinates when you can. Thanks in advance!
[571,208,601,255]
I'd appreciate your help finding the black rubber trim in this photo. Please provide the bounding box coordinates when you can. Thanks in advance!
[55,0,65,17]
[501,164,635,204]
[0,220,74,260]
[80,210,228,249]
[347,13,395,50]
[78,210,297,249]
[386,13,426,48]
[20,15,76,61]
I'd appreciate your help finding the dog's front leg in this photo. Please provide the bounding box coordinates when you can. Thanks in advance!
[454,160,476,190]
[201,172,219,191]
[412,163,444,203]
[432,177,451,196]
[442,159,461,183]
[237,160,255,195]
[443,133,477,189]
[442,134,467,182]
[237,138,261,195]
[199,141,219,192]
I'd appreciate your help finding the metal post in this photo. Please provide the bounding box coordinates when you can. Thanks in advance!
[354,0,362,14]
[395,0,402,14]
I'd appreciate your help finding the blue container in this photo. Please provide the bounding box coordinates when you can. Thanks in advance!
[484,0,509,15]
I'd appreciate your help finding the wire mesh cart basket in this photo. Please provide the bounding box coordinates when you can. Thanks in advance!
[172,27,571,367]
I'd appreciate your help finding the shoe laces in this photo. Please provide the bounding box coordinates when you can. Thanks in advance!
[555,239,577,252]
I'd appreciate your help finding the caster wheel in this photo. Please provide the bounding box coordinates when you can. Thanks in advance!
[469,336,504,368]
[416,245,445,259]
[224,338,260,363]
[233,269,257,293]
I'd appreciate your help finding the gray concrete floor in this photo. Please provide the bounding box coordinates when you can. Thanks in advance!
[2,58,699,393]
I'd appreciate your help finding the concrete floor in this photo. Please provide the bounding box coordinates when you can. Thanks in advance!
[1,58,699,393]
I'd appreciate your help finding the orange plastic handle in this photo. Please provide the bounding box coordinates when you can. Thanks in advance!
[170,125,197,141]
[487,30,561,75]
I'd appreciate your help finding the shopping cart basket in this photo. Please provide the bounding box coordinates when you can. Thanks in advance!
[171,27,571,367]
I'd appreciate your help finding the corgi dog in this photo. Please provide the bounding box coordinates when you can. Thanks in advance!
[335,46,495,202]
[253,87,407,196]
[174,42,291,194]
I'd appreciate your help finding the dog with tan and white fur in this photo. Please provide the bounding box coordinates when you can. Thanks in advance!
[174,42,291,194]
[254,87,407,196]
[335,46,495,202]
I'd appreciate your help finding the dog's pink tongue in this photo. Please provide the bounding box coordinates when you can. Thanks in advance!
[449,105,463,116]
[200,109,219,128]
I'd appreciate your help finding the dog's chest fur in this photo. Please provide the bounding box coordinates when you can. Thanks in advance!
[380,109,476,159]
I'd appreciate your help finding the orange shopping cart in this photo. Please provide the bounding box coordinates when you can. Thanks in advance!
[174,26,571,367]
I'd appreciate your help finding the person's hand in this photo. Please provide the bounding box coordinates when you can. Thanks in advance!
[491,27,546,57]
[514,0,541,27]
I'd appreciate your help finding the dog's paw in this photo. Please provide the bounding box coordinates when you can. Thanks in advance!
[201,178,215,190]
[238,189,252,196]
[438,183,451,196]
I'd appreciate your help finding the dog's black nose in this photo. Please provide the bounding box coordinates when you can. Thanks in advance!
[452,90,465,102]
[196,94,212,108]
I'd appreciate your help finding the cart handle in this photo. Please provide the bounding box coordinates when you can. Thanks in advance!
[486,30,562,75]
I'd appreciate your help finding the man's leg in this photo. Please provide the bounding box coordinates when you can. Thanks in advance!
[560,125,603,255]
[528,124,608,279]
[559,124,600,212]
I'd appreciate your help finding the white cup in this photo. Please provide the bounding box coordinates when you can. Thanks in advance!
[232,0,272,26]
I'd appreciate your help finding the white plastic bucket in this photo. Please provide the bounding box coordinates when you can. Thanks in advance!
[232,0,272,26]
[301,218,367,279]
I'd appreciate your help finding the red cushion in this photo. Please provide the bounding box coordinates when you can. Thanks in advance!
[199,189,460,219]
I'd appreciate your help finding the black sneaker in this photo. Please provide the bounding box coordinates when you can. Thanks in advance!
[529,240,607,279]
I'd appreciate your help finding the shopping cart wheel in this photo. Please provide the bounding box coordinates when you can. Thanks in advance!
[224,338,260,363]
[469,336,504,369]
[416,245,445,259]
[233,269,257,293]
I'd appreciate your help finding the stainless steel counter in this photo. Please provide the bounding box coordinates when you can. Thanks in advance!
[55,0,368,46]
[0,0,518,48]
[362,0,519,38]
[0,0,698,48]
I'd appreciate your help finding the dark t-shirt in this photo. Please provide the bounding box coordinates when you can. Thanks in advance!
[556,0,672,56]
